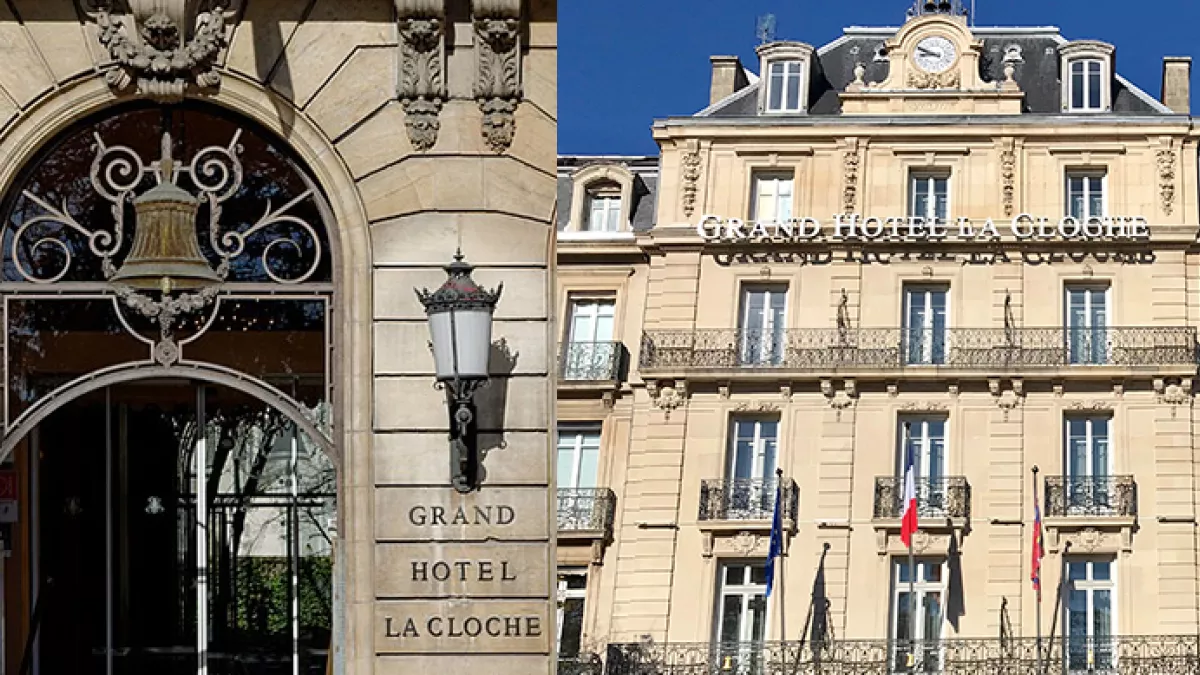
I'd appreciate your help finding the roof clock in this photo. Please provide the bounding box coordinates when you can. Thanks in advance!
[913,35,957,74]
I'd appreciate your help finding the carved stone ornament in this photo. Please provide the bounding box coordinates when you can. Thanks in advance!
[841,140,861,214]
[907,68,961,90]
[1067,400,1112,411]
[1157,144,1177,216]
[1000,140,1017,217]
[731,531,761,555]
[733,401,779,414]
[396,0,447,152]
[822,378,858,419]
[989,378,1024,421]
[1155,377,1193,417]
[93,0,232,103]
[472,0,523,153]
[680,140,703,217]
[900,401,949,413]
[647,381,687,419]
[912,530,932,554]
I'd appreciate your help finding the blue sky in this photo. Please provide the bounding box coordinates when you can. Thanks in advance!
[560,0,1200,156]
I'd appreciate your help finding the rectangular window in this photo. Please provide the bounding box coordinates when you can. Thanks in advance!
[557,569,588,658]
[564,298,617,379]
[586,193,622,232]
[903,285,948,365]
[899,416,948,516]
[751,172,794,223]
[891,559,945,672]
[1065,284,1109,364]
[1064,559,1115,671]
[1066,171,1105,220]
[1069,59,1105,111]
[726,417,780,519]
[556,424,600,489]
[765,60,804,112]
[909,173,949,223]
[716,563,769,652]
[1064,415,1113,515]
[739,285,787,366]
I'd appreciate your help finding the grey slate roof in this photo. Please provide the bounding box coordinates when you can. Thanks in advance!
[703,27,1169,118]
[556,156,660,233]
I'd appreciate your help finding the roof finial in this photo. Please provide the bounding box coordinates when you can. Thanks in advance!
[909,0,967,18]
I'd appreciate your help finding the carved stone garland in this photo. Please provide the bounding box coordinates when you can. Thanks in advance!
[472,0,523,153]
[680,140,702,217]
[1000,139,1016,217]
[396,0,447,152]
[93,0,232,103]
[841,139,861,214]
[1157,142,1177,216]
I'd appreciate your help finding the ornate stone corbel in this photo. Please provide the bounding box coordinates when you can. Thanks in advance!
[822,378,858,419]
[649,380,687,419]
[472,0,523,152]
[717,382,731,400]
[1157,138,1178,216]
[396,0,446,152]
[680,139,703,218]
[92,0,232,103]
[1155,377,1193,416]
[990,378,1024,421]
[780,384,793,401]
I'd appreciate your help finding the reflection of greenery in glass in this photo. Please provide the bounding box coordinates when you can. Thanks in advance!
[232,557,332,642]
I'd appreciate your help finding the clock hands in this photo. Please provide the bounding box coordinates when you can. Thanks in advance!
[917,46,941,59]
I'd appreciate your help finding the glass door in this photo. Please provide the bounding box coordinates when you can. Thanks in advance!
[565,299,616,380]
[891,560,945,674]
[903,286,948,365]
[716,564,768,674]
[899,418,947,516]
[1064,560,1115,672]
[1066,286,1109,365]
[1065,416,1111,515]
[728,419,779,519]
[739,286,787,366]
[31,382,335,675]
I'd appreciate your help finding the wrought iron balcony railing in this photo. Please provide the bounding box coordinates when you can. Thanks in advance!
[561,341,626,382]
[699,477,798,522]
[558,488,617,534]
[560,653,604,675]
[874,476,971,520]
[604,635,1200,674]
[1045,475,1136,518]
[639,327,1197,372]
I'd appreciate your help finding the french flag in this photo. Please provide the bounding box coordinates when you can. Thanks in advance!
[900,436,918,547]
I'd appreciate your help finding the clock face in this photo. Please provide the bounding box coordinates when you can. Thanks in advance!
[913,36,957,74]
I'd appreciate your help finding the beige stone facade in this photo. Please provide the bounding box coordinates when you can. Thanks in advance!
[557,8,1200,671]
[0,1,558,674]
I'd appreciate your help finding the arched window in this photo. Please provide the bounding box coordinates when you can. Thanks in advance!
[0,104,338,675]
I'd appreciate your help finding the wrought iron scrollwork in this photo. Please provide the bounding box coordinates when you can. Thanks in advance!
[874,476,971,520]
[557,488,616,534]
[1045,475,1136,518]
[560,341,625,382]
[639,327,1198,372]
[699,477,797,522]
[603,636,1200,675]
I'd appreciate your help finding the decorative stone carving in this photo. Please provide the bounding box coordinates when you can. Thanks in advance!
[780,384,793,401]
[648,381,687,419]
[717,383,731,399]
[680,140,703,217]
[841,139,860,214]
[1155,377,1193,417]
[907,69,961,90]
[822,378,858,419]
[1066,400,1112,411]
[396,0,447,152]
[92,0,232,103]
[734,401,779,413]
[1157,143,1177,216]
[1077,528,1102,553]
[1000,139,1017,217]
[731,531,761,555]
[989,378,1024,421]
[911,530,932,554]
[472,0,523,153]
[900,401,949,412]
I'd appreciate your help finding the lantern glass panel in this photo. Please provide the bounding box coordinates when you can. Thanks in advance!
[428,307,493,381]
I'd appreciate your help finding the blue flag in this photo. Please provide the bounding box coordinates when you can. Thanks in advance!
[765,477,783,598]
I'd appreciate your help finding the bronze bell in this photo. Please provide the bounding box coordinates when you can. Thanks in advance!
[110,180,222,291]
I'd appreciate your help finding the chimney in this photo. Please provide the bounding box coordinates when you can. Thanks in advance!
[1161,56,1191,114]
[709,55,749,106]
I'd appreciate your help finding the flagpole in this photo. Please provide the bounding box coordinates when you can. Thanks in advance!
[904,421,916,672]
[776,468,787,650]
[1033,465,1043,674]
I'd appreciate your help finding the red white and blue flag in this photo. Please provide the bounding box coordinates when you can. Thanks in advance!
[1031,486,1045,597]
[899,438,918,547]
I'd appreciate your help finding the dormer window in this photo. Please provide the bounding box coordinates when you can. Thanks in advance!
[586,183,622,232]
[1069,60,1104,111]
[756,41,814,115]
[765,61,804,113]
[1060,41,1115,113]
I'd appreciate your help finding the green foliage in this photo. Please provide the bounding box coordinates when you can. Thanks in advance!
[232,556,332,642]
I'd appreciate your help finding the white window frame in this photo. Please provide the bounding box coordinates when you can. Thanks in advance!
[890,559,947,669]
[1064,283,1110,365]
[585,191,623,232]
[903,284,949,366]
[1063,559,1117,671]
[1065,170,1107,220]
[715,562,771,645]
[728,417,779,481]
[1063,415,1112,478]
[556,424,601,489]
[909,172,950,223]
[1067,58,1106,112]
[557,568,589,657]
[567,298,616,344]
[763,59,805,113]
[738,284,788,365]
[898,415,948,479]
[750,172,795,223]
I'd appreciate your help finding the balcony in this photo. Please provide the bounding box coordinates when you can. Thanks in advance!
[560,340,626,383]
[559,653,604,675]
[638,327,1197,379]
[697,477,797,558]
[558,488,616,564]
[602,636,1200,674]
[873,477,969,554]
[1043,475,1136,553]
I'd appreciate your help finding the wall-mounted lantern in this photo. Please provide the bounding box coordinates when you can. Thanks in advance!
[416,251,503,493]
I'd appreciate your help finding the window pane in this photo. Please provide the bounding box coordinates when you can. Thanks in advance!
[911,178,930,218]
[725,565,744,585]
[749,593,768,641]
[924,563,942,583]
[786,65,802,110]
[1068,561,1087,581]
[559,597,585,657]
[1093,561,1112,581]
[578,443,599,488]
[1088,69,1102,109]
[556,435,578,487]
[719,595,744,643]
[750,564,767,585]
[769,68,784,110]
[1072,69,1085,109]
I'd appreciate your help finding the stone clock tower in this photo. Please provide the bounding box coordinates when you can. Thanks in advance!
[841,1,1023,114]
